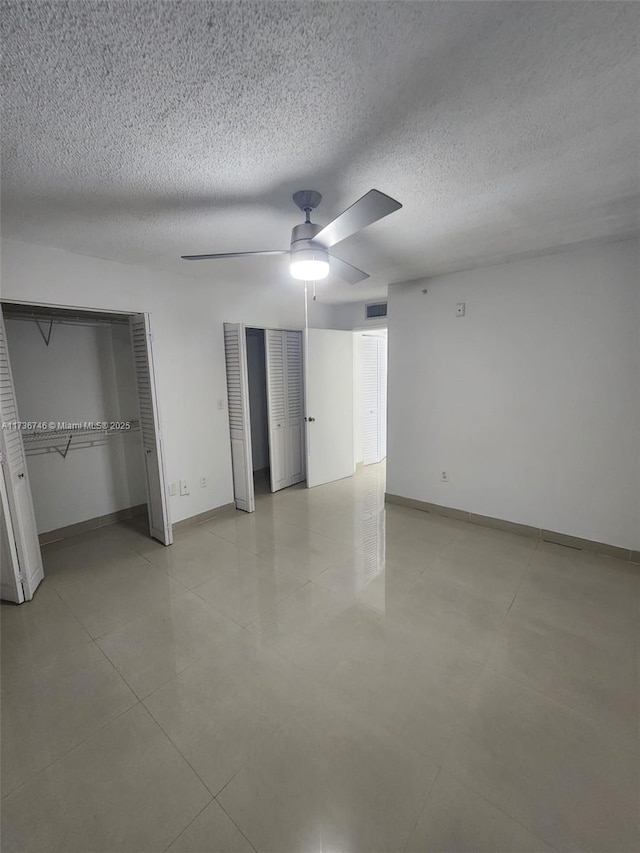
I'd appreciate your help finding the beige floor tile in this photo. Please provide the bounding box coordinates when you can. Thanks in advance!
[193,559,306,627]
[486,611,638,741]
[383,527,452,563]
[312,548,418,595]
[272,499,342,532]
[255,531,359,580]
[105,518,170,559]
[50,557,187,638]
[455,525,538,562]
[509,559,637,649]
[0,582,91,674]
[323,619,485,764]
[302,508,386,551]
[166,800,255,852]
[422,541,529,607]
[443,671,639,852]
[41,526,147,576]
[395,511,467,546]
[1,642,136,796]
[244,582,352,662]
[144,634,316,796]
[1,704,211,853]
[201,511,299,555]
[97,592,242,698]
[405,771,553,852]
[266,601,387,682]
[217,691,439,853]
[148,531,254,589]
[384,571,510,658]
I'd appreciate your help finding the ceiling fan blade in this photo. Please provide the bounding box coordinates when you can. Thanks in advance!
[181,250,288,261]
[329,254,370,284]
[313,189,402,249]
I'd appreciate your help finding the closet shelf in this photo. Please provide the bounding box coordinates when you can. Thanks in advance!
[22,420,140,459]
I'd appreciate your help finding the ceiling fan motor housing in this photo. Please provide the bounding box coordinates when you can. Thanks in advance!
[289,221,329,267]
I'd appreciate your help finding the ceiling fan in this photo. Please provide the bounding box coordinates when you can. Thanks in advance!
[181,189,402,284]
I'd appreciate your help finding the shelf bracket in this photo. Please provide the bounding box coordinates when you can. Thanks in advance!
[53,434,73,459]
[35,319,54,346]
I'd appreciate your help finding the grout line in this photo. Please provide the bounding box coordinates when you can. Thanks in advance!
[438,764,562,852]
[159,796,216,853]
[214,798,260,852]
[1,698,142,800]
[482,663,638,754]
[401,765,442,853]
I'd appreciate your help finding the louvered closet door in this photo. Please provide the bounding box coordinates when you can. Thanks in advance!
[362,336,380,465]
[223,323,255,512]
[0,308,43,601]
[130,314,173,543]
[284,331,305,486]
[265,330,288,491]
[378,334,388,461]
[265,330,305,493]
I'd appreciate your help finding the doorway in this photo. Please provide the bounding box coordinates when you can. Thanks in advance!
[224,322,363,511]
[0,303,172,604]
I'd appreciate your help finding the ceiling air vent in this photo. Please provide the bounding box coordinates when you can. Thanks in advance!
[365,301,388,320]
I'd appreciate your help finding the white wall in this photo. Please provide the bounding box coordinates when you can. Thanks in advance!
[4,318,146,533]
[331,299,388,331]
[246,328,269,472]
[0,238,334,524]
[387,238,640,551]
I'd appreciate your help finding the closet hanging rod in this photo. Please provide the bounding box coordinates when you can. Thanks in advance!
[22,420,140,459]
[2,313,130,328]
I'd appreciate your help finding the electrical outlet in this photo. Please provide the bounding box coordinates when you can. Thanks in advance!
[200,476,207,488]
[441,471,449,483]
[456,303,465,317]
[180,479,190,496]
[169,482,177,496]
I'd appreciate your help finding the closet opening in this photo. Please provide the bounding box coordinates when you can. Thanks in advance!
[0,302,172,604]
[223,323,306,512]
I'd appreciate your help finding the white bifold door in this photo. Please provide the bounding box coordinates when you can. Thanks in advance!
[362,334,388,465]
[223,323,255,512]
[305,329,355,488]
[265,330,305,492]
[0,308,44,602]
[130,314,173,545]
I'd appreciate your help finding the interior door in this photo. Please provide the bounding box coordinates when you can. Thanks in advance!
[265,330,305,492]
[265,330,288,492]
[362,336,380,465]
[362,334,388,465]
[305,329,354,488]
[378,333,388,460]
[130,313,173,543]
[0,309,44,601]
[223,322,255,512]
[284,331,305,486]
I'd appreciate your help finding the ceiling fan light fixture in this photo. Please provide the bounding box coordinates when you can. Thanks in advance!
[289,248,330,281]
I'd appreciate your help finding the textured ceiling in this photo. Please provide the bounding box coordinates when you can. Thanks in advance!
[2,1,639,304]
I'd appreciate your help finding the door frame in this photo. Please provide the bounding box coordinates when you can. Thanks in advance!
[225,323,307,503]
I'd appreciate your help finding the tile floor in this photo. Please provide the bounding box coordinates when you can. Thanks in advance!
[1,463,638,852]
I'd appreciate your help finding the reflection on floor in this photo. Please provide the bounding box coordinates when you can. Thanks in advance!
[1,462,638,852]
